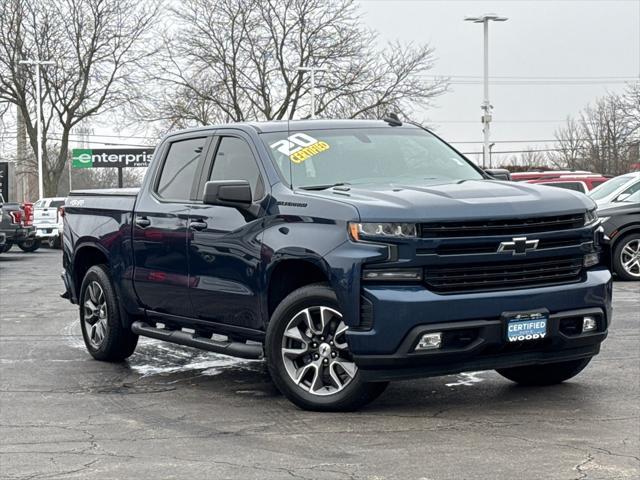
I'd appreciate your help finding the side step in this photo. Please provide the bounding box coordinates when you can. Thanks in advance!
[131,321,263,360]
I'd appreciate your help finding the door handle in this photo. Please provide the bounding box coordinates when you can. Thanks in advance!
[189,220,208,231]
[135,216,151,228]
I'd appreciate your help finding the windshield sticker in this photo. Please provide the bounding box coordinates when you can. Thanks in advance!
[270,133,330,164]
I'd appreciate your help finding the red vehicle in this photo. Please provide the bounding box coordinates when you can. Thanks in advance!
[510,170,593,182]
[527,175,611,194]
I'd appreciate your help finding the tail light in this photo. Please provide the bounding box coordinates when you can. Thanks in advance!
[21,203,34,226]
[9,210,23,225]
[58,206,65,220]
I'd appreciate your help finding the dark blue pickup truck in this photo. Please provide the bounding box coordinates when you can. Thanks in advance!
[62,119,611,411]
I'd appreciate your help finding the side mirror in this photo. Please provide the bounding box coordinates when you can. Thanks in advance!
[615,193,630,202]
[203,180,252,207]
[484,168,512,181]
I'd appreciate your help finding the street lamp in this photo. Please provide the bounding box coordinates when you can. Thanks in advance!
[464,13,508,169]
[297,66,325,119]
[19,58,54,200]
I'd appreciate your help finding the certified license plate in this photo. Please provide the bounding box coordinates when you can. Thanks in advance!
[506,312,547,343]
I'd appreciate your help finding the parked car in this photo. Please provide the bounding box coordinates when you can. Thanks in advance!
[527,175,610,193]
[0,194,39,252]
[0,232,6,253]
[598,190,640,280]
[589,172,640,206]
[511,170,594,182]
[33,197,66,248]
[62,119,611,411]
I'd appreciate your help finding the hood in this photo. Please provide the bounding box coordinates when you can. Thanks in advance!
[301,180,594,221]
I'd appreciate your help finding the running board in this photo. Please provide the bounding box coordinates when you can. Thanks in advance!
[131,321,263,359]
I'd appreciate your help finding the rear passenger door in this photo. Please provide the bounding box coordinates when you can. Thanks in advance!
[187,132,268,330]
[132,134,213,317]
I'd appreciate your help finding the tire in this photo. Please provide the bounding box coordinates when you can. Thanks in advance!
[51,236,61,249]
[265,283,388,411]
[17,237,41,252]
[1,243,12,253]
[496,357,592,386]
[79,264,138,361]
[613,233,640,281]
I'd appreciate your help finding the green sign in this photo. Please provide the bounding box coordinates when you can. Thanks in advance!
[71,148,154,169]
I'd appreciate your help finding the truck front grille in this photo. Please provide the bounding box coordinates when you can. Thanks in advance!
[420,213,585,238]
[424,256,583,293]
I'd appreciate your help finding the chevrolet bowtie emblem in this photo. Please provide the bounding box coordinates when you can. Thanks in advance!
[497,237,539,255]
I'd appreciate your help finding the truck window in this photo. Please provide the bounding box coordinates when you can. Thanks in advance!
[209,137,264,198]
[156,137,207,200]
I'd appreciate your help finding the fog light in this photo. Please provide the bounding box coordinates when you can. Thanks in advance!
[415,332,442,350]
[583,316,597,332]
[583,252,600,267]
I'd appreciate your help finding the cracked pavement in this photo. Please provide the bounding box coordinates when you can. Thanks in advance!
[1,248,639,479]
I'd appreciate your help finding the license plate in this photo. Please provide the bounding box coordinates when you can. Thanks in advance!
[506,312,547,343]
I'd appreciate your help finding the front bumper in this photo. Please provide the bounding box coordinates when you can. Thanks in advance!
[347,267,612,381]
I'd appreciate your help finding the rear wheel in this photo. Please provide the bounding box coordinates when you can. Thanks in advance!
[17,237,41,252]
[496,357,592,386]
[0,243,11,253]
[266,284,388,411]
[613,233,640,281]
[79,265,138,361]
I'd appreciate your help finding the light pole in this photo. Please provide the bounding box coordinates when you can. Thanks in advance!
[297,66,325,119]
[464,13,508,169]
[19,58,54,200]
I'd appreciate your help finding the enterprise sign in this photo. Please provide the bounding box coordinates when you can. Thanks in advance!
[72,148,154,169]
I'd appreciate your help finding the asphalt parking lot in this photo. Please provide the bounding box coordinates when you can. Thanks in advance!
[0,248,638,480]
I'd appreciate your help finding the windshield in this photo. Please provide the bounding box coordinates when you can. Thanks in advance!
[261,128,483,188]
[589,176,632,200]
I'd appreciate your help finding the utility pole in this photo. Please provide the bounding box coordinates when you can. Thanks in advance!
[19,58,54,200]
[464,14,508,168]
[297,66,326,119]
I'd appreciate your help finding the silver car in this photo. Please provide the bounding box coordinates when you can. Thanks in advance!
[589,172,640,205]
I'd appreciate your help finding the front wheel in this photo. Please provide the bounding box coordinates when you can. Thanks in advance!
[496,357,592,386]
[17,237,41,252]
[266,284,388,411]
[79,265,138,361]
[613,233,640,281]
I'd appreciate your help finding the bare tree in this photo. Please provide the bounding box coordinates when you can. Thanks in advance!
[549,117,585,170]
[0,0,159,197]
[579,94,636,175]
[142,0,447,129]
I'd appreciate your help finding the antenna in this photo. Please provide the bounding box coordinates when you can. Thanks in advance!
[383,112,402,126]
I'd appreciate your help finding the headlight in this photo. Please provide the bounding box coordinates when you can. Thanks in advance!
[584,209,599,226]
[349,222,417,241]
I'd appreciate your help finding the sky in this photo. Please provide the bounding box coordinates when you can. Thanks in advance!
[358,0,640,164]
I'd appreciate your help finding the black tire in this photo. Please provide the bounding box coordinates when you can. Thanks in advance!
[17,237,41,252]
[496,357,592,386]
[0,243,11,253]
[265,283,388,411]
[613,233,640,281]
[79,264,138,361]
[51,236,62,249]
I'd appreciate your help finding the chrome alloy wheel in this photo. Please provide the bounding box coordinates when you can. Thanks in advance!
[620,238,640,278]
[281,306,357,396]
[83,281,109,348]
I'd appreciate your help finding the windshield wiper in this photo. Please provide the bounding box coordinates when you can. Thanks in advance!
[298,182,351,191]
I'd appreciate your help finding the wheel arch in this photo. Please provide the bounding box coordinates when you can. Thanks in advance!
[265,256,333,324]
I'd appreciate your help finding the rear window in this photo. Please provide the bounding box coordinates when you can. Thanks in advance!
[50,200,65,208]
[156,137,208,201]
[544,182,585,193]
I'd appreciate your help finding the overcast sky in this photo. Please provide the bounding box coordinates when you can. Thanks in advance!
[359,0,640,163]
